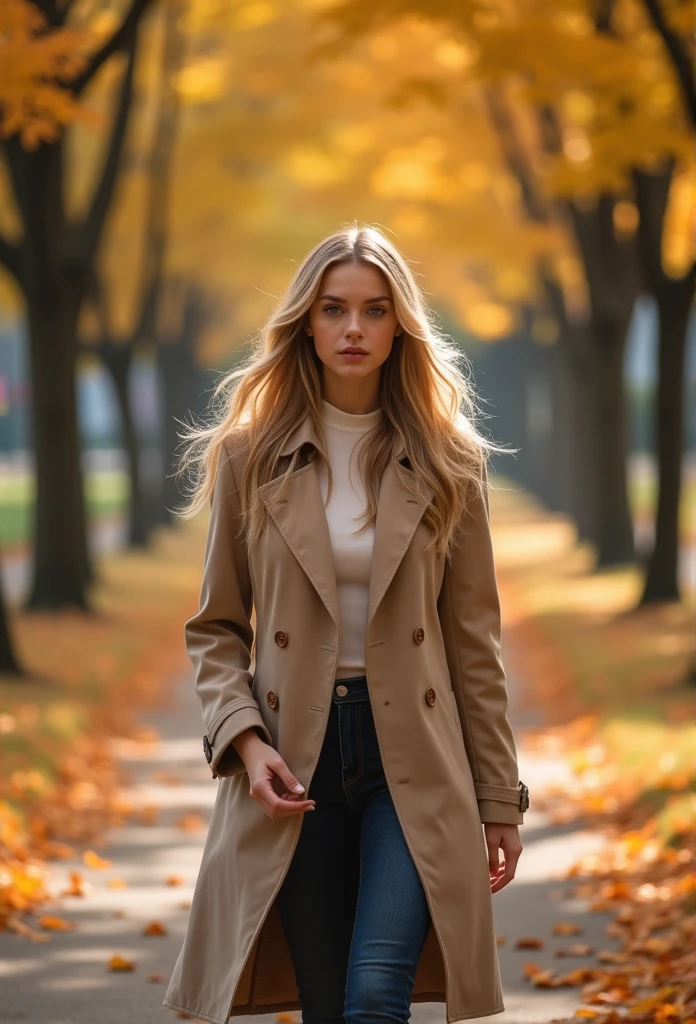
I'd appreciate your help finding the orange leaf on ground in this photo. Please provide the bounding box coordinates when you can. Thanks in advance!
[83,850,112,870]
[107,877,128,889]
[108,954,135,971]
[523,962,546,979]
[175,813,205,833]
[531,969,561,987]
[628,988,677,1014]
[147,973,167,983]
[166,874,184,886]
[516,936,545,949]
[556,945,596,957]
[38,915,76,931]
[553,922,584,935]
[62,870,88,896]
[143,920,168,936]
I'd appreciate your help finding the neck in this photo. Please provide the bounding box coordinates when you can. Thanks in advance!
[321,374,380,415]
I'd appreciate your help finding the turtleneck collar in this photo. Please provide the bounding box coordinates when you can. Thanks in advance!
[320,398,382,433]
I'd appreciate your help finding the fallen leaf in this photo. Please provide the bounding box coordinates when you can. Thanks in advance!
[83,850,112,870]
[553,922,584,936]
[38,915,76,931]
[515,936,545,949]
[62,870,89,897]
[108,954,135,971]
[556,945,596,957]
[143,920,168,936]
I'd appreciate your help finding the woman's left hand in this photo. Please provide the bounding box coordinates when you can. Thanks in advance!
[484,822,522,893]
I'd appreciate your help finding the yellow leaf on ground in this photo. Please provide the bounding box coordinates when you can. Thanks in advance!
[83,850,112,870]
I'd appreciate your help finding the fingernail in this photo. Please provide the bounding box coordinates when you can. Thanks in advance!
[294,783,304,792]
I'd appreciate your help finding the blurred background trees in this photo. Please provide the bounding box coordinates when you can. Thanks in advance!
[0,0,693,662]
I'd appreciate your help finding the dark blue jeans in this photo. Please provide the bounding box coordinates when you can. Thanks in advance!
[276,675,432,1024]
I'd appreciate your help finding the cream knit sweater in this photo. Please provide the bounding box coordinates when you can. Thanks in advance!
[316,398,382,680]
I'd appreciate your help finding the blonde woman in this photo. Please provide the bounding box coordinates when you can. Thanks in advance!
[164,225,529,1024]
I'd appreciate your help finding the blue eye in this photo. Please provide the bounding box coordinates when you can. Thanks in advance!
[324,305,343,315]
[368,307,386,316]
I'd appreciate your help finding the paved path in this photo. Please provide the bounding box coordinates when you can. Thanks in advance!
[0,667,620,1024]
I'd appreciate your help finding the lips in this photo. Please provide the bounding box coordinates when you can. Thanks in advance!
[340,347,368,355]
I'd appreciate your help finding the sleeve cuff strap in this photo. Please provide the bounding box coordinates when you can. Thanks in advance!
[477,798,524,825]
[208,704,273,778]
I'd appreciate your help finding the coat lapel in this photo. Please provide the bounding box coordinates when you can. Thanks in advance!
[258,412,434,632]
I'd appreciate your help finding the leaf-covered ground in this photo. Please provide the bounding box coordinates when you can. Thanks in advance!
[491,483,695,1024]
[0,518,204,934]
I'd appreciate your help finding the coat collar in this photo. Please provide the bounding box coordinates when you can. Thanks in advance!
[262,411,431,631]
[279,410,407,461]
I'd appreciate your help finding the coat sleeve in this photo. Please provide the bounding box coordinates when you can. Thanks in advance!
[185,436,273,779]
[437,462,525,826]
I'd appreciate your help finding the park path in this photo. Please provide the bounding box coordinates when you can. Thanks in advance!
[0,656,622,1024]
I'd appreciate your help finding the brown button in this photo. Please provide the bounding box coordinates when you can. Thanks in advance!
[413,626,425,644]
[335,684,348,697]
[266,690,279,709]
[424,687,436,707]
[274,630,288,647]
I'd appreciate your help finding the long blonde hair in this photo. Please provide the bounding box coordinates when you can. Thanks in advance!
[176,223,503,562]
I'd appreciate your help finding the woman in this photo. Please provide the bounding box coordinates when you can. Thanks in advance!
[163,224,529,1024]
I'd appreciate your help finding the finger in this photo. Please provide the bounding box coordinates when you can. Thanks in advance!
[264,795,315,818]
[272,760,306,796]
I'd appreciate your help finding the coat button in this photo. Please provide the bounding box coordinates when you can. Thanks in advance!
[266,690,279,709]
[424,687,436,707]
[414,626,425,644]
[274,630,288,647]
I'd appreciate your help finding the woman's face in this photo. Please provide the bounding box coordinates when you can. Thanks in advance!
[306,261,402,392]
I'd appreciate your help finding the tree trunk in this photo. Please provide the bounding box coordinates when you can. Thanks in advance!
[592,317,635,565]
[26,301,91,609]
[158,343,203,521]
[640,274,694,602]
[0,545,22,675]
[99,344,151,547]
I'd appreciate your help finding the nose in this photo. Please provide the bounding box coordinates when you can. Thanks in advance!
[345,316,364,339]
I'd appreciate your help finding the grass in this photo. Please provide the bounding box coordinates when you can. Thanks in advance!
[0,471,128,549]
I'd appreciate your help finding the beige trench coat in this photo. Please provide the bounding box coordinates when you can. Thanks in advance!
[163,412,527,1024]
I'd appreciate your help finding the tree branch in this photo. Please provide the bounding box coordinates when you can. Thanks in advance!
[641,0,696,127]
[75,32,139,278]
[70,0,152,96]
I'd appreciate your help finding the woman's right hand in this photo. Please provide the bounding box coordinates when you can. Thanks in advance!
[232,728,316,819]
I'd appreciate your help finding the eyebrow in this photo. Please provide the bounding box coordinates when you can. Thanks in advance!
[319,294,393,303]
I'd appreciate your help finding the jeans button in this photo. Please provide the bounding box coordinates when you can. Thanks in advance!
[335,684,348,697]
